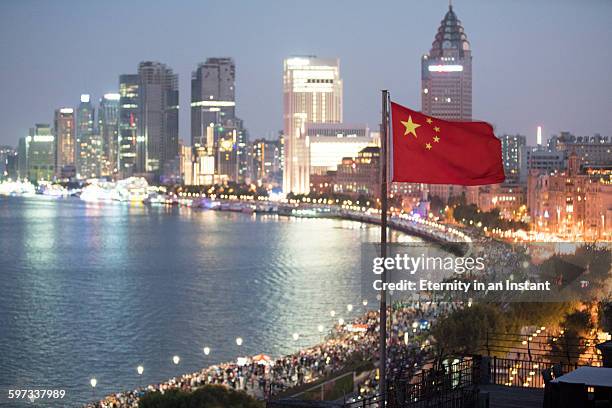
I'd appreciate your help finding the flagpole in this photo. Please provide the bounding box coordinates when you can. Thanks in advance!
[379,89,389,406]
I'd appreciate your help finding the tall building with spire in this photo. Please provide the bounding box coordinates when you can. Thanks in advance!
[283,56,343,194]
[421,4,473,201]
[421,4,472,121]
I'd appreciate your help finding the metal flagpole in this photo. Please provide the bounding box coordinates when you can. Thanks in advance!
[379,90,389,406]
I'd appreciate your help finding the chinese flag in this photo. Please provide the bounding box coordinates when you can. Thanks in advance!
[391,101,505,185]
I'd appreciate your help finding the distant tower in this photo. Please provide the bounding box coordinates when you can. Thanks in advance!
[537,126,543,146]
[422,5,473,201]
[283,56,343,194]
[137,61,179,175]
[421,4,472,120]
[98,93,120,176]
[54,107,75,177]
[76,94,101,179]
[118,75,139,177]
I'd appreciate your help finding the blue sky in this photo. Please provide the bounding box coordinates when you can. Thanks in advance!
[1,0,611,146]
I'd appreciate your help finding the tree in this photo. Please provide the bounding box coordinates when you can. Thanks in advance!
[139,385,264,408]
[548,310,593,365]
[431,303,509,356]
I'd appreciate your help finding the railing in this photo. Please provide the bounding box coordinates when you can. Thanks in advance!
[490,356,579,389]
[388,357,478,407]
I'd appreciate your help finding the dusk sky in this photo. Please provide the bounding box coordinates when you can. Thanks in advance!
[1,0,611,147]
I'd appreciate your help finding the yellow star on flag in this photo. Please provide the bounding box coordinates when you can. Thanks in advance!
[426,118,433,124]
[434,126,440,132]
[401,116,421,138]
[425,143,432,150]
[433,136,440,143]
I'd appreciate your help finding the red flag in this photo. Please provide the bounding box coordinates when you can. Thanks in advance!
[390,101,505,185]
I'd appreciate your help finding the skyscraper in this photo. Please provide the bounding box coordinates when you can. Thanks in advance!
[283,56,343,194]
[137,61,179,176]
[26,124,55,182]
[54,107,75,178]
[191,58,248,182]
[421,4,472,121]
[421,5,473,201]
[118,74,139,177]
[76,94,102,179]
[98,93,120,176]
[498,134,526,184]
[191,58,235,149]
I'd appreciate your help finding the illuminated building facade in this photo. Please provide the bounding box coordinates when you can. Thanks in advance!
[283,56,343,194]
[421,5,472,201]
[137,61,179,176]
[54,107,75,177]
[191,58,248,182]
[26,124,55,182]
[98,93,120,176]
[305,123,373,175]
[498,134,526,184]
[334,146,380,198]
[191,58,235,149]
[549,132,612,167]
[118,74,139,177]
[76,94,102,179]
[519,147,566,184]
[251,138,282,186]
[528,152,612,240]
[421,5,472,121]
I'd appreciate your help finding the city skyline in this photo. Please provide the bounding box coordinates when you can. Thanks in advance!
[1,0,611,148]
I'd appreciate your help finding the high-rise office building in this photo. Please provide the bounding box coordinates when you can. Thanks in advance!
[98,93,120,176]
[26,124,55,182]
[54,107,75,178]
[137,61,179,176]
[191,58,248,182]
[421,4,472,121]
[283,56,343,194]
[498,134,526,184]
[191,58,235,149]
[118,74,139,177]
[421,5,473,201]
[250,138,282,185]
[76,94,102,179]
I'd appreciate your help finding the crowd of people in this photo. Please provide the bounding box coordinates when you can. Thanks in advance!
[84,302,452,408]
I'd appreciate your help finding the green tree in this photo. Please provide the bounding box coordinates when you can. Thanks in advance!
[431,303,509,356]
[548,310,593,365]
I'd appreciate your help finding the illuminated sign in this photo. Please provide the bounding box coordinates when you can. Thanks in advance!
[428,65,464,72]
[190,101,236,108]
[33,135,54,143]
[104,93,120,101]
[80,94,90,103]
[59,108,74,114]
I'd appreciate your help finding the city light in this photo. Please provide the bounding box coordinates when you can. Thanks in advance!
[427,64,464,72]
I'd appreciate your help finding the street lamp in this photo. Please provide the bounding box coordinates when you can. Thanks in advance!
[137,365,144,388]
[90,378,97,400]
[317,324,324,333]
[330,310,336,317]
[203,346,211,356]
[236,337,243,346]
[173,355,180,365]
[292,332,299,341]
[347,304,353,312]
[362,299,368,307]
